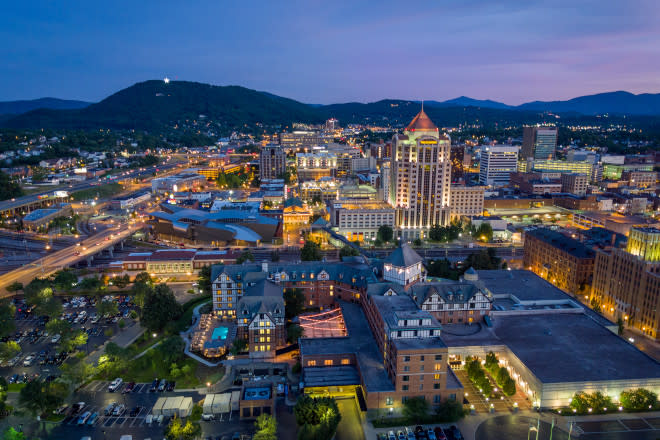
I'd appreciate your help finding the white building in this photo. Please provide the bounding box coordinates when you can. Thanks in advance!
[390,109,452,239]
[328,200,395,243]
[383,244,424,286]
[479,145,519,186]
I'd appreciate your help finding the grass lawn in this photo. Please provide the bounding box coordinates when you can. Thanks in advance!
[8,383,26,392]
[71,182,124,201]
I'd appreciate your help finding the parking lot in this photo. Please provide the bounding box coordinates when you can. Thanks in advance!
[1,295,136,385]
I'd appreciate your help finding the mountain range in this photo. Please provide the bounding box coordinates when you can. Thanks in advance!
[1,81,659,131]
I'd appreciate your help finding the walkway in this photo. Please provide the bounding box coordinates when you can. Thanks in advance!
[85,320,144,366]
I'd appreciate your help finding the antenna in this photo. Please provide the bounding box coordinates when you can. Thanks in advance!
[421,100,424,111]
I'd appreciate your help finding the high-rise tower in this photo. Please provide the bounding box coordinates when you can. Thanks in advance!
[389,108,451,239]
[521,126,557,160]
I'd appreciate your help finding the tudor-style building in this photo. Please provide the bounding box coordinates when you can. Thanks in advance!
[236,279,286,359]
[383,244,424,286]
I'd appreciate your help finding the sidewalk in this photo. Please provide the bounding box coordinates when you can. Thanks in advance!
[85,320,144,366]
[180,299,222,367]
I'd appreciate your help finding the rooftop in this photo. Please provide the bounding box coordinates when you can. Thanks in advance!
[406,109,438,132]
[525,228,596,259]
[475,270,569,303]
[384,244,423,268]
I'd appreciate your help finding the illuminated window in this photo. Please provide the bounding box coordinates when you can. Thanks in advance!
[267,337,271,343]
[434,364,441,371]
[434,374,440,380]
[308,360,316,367]
[324,359,333,366]
[260,322,264,327]
[341,359,350,365]
[266,329,271,334]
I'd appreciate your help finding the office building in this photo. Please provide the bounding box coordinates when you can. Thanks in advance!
[479,145,519,186]
[523,228,596,295]
[591,227,660,339]
[299,180,339,203]
[521,126,557,160]
[621,171,657,189]
[151,172,206,194]
[390,109,452,238]
[296,152,337,181]
[278,131,331,151]
[560,173,588,196]
[259,145,286,180]
[329,200,396,243]
[449,185,485,218]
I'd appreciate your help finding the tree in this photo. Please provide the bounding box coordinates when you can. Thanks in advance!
[311,194,323,206]
[617,317,625,336]
[339,245,360,258]
[157,337,185,366]
[229,338,248,356]
[59,357,95,390]
[502,377,516,397]
[475,223,493,242]
[5,282,23,293]
[377,225,393,243]
[496,366,510,386]
[164,415,201,440]
[287,324,304,343]
[300,241,322,261]
[236,250,255,264]
[435,399,465,422]
[0,170,24,201]
[133,272,154,285]
[1,427,26,440]
[112,274,130,289]
[18,380,65,417]
[46,319,72,341]
[294,395,341,440]
[253,413,277,440]
[30,167,48,183]
[485,351,498,372]
[141,284,183,332]
[412,238,422,247]
[35,295,62,320]
[0,301,16,339]
[77,276,102,293]
[0,341,20,363]
[52,270,77,291]
[131,279,153,308]
[620,388,657,411]
[23,278,50,302]
[402,397,430,423]
[284,289,305,320]
[97,299,119,318]
[197,265,212,295]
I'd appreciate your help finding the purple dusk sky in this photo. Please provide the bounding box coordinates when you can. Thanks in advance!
[1,0,659,104]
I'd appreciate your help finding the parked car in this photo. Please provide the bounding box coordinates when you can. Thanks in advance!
[434,427,447,440]
[156,414,164,425]
[112,404,126,416]
[145,414,153,425]
[166,381,175,392]
[70,402,86,415]
[54,404,68,415]
[388,431,397,440]
[427,429,437,440]
[158,380,167,392]
[108,377,123,392]
[87,412,99,425]
[150,379,160,392]
[103,403,117,416]
[398,431,407,440]
[23,355,35,366]
[51,334,61,344]
[129,406,142,417]
[77,411,91,425]
[123,382,136,393]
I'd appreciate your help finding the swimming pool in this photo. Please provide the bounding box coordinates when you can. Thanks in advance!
[211,326,229,341]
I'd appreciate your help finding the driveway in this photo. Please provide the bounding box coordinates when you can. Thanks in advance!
[336,397,365,440]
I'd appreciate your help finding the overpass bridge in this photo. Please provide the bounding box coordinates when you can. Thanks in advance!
[0,222,147,297]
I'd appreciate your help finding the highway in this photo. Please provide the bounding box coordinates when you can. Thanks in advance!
[0,161,184,215]
[0,222,145,297]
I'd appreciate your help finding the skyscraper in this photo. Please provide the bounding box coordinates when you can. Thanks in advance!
[259,144,286,180]
[479,145,519,186]
[521,126,558,160]
[389,108,451,239]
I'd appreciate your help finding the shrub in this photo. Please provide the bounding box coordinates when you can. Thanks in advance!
[620,388,658,411]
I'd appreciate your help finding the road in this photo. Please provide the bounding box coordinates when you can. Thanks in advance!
[0,222,144,296]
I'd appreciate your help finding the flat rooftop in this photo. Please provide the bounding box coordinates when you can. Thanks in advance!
[300,301,394,392]
[493,313,660,383]
[476,270,569,302]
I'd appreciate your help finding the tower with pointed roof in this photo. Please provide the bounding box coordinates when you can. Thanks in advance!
[389,106,452,239]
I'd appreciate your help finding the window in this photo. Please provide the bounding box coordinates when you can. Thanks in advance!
[434,364,442,371]
[307,360,316,367]
[402,385,409,391]
[434,374,440,380]
[403,356,410,362]
[324,359,333,366]
[385,397,393,406]
[341,359,350,365]
[435,354,442,361]
[419,384,424,391]
[420,365,424,372]
[433,395,442,404]
[420,355,425,361]
[402,376,409,382]
[403,366,410,372]
[434,383,441,390]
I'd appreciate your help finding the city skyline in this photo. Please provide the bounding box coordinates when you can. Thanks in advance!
[2,1,659,104]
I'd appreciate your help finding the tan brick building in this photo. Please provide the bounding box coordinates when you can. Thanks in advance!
[450,185,485,219]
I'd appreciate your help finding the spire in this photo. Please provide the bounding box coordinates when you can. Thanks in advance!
[406,105,438,132]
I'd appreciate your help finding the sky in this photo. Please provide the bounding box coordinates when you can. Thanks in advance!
[2,0,659,105]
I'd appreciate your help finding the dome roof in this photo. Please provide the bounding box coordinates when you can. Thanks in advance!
[406,109,438,132]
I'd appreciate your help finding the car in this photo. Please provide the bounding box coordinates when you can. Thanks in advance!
[123,382,136,393]
[158,380,167,392]
[406,428,416,440]
[427,430,437,440]
[54,404,69,415]
[434,427,447,440]
[87,412,99,425]
[108,377,123,392]
[112,404,126,416]
[398,431,407,440]
[150,379,160,392]
[448,426,462,440]
[231,434,241,440]
[51,334,61,344]
[70,402,86,415]
[103,402,117,415]
[156,414,164,425]
[145,414,153,425]
[7,356,20,367]
[388,431,397,440]
[166,381,175,392]
[23,355,36,366]
[129,406,142,417]
[91,315,100,324]
[77,411,91,425]
[8,374,18,384]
